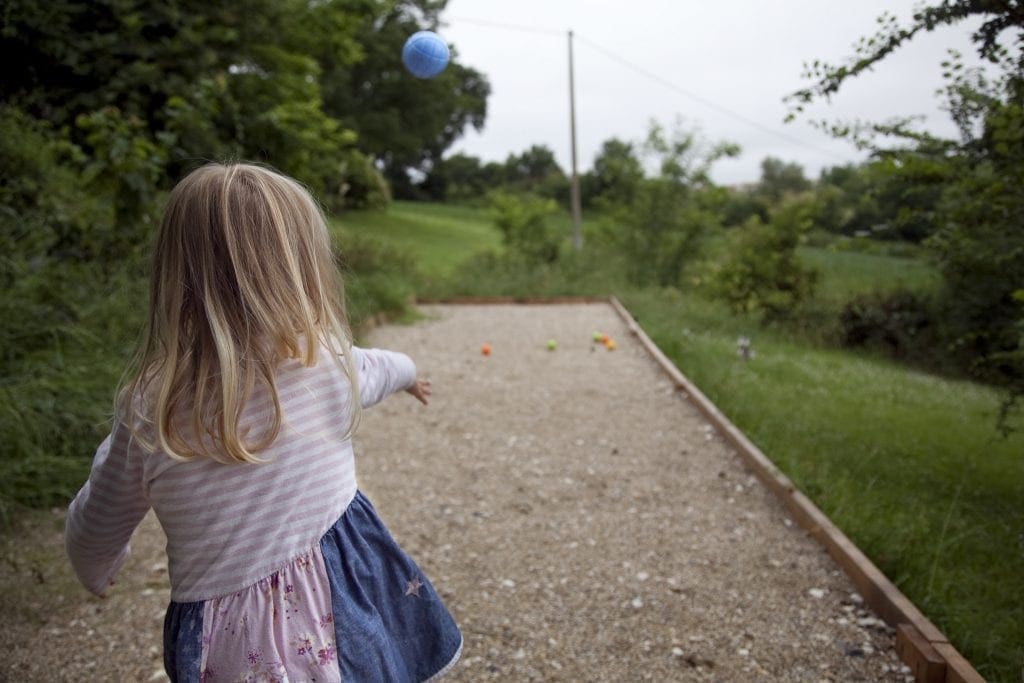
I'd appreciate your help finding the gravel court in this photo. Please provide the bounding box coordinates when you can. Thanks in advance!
[0,301,916,682]
[357,303,911,682]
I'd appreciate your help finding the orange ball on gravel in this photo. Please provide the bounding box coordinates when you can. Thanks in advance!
[481,343,491,356]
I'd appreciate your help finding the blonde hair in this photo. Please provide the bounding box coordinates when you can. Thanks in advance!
[119,162,359,463]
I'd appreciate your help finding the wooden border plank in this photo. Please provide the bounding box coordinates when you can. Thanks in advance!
[932,644,987,683]
[897,624,947,683]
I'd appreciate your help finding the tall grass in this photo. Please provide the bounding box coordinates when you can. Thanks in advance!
[798,245,940,305]
[1,265,147,521]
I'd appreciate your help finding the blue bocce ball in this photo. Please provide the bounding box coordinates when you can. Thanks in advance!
[402,31,450,79]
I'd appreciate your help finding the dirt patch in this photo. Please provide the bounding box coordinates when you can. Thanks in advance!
[1,508,168,681]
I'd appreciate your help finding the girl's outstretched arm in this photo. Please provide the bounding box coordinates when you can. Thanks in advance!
[65,422,150,597]
[352,346,422,408]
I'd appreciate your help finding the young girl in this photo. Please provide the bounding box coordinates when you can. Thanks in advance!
[65,162,462,681]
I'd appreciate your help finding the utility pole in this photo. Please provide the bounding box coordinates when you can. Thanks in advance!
[568,29,583,250]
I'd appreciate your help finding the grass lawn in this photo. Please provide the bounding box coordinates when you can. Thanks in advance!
[336,200,502,277]
[798,245,941,305]
[339,200,1022,680]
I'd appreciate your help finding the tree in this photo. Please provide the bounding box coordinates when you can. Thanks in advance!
[814,159,948,241]
[786,3,1023,119]
[0,0,385,208]
[586,137,644,207]
[501,144,568,200]
[787,2,1024,429]
[608,119,739,287]
[713,197,819,320]
[489,191,562,264]
[321,0,490,197]
[757,156,811,202]
[420,152,483,201]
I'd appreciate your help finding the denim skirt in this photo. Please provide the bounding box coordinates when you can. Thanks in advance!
[163,491,462,681]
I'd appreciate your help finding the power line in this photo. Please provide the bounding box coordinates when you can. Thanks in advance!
[446,15,564,38]
[446,15,850,162]
[573,33,848,161]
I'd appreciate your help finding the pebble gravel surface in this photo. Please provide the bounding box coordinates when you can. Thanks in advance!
[1,302,914,682]
[357,303,910,682]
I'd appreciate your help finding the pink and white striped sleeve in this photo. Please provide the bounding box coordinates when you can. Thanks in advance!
[351,346,418,409]
[65,422,150,596]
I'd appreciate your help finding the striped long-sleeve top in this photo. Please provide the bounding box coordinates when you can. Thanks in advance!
[65,345,417,602]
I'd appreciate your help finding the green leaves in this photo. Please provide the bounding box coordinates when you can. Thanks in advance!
[713,198,819,320]
[783,1,1024,429]
[488,191,562,265]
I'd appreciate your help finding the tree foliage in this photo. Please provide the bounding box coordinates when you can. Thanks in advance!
[585,137,644,208]
[500,144,568,200]
[787,1,1024,429]
[489,191,563,265]
[813,157,950,242]
[786,2,1024,117]
[713,197,819,320]
[421,144,567,202]
[605,120,739,287]
[0,0,491,509]
[0,0,488,207]
[757,156,811,201]
[323,0,490,197]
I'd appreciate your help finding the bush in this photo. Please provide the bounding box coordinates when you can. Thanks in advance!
[335,231,420,328]
[0,107,151,518]
[839,290,939,360]
[712,199,819,321]
[331,148,391,211]
[488,191,563,265]
[612,178,712,287]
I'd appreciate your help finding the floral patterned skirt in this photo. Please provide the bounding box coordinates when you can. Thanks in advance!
[163,491,462,682]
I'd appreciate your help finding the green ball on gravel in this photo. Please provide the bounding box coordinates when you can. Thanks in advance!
[547,339,557,351]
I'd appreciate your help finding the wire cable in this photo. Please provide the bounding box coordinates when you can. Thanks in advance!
[573,33,848,161]
[446,15,564,38]
[446,15,850,162]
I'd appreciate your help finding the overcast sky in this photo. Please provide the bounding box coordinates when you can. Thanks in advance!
[439,1,986,185]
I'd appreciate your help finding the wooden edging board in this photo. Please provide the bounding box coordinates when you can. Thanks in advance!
[416,295,985,682]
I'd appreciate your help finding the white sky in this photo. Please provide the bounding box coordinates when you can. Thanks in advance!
[440,0,987,185]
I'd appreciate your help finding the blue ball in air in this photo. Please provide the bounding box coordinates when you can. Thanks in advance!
[402,31,450,79]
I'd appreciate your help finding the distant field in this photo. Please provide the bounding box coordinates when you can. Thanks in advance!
[336,201,502,277]
[798,245,941,304]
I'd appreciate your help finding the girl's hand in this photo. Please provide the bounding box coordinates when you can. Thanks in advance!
[406,378,432,406]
